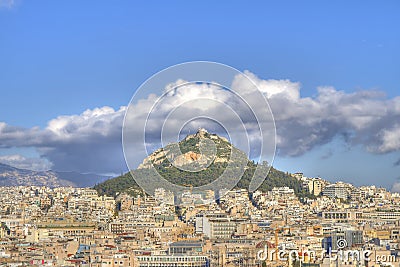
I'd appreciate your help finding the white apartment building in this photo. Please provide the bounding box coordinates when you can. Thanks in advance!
[323,183,349,199]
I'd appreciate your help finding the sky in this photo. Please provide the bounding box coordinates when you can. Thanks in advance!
[0,1,399,190]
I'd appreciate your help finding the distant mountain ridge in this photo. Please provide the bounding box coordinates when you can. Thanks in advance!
[0,163,109,187]
[95,129,310,198]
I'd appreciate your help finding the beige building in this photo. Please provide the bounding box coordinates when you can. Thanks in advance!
[308,178,324,196]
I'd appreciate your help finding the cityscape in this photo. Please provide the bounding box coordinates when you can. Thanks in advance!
[1,1,399,267]
[1,172,400,266]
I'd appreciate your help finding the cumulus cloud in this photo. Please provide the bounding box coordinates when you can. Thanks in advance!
[0,71,400,175]
[232,72,400,157]
[374,124,400,153]
[0,106,126,174]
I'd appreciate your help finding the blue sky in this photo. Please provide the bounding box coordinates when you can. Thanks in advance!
[0,1,399,189]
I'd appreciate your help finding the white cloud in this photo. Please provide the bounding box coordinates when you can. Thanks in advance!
[0,71,400,174]
[374,124,400,153]
[240,70,301,100]
[0,106,126,174]
[232,72,400,158]
[46,106,126,138]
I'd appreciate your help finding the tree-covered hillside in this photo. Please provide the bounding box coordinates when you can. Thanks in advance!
[94,129,311,198]
[94,163,307,198]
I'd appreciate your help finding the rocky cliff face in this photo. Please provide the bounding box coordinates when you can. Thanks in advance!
[138,128,232,170]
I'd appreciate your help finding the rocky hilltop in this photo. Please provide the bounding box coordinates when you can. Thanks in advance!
[95,129,309,198]
[138,128,232,170]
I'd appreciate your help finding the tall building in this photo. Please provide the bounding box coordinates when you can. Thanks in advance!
[308,178,325,196]
[323,183,349,200]
[196,214,241,239]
